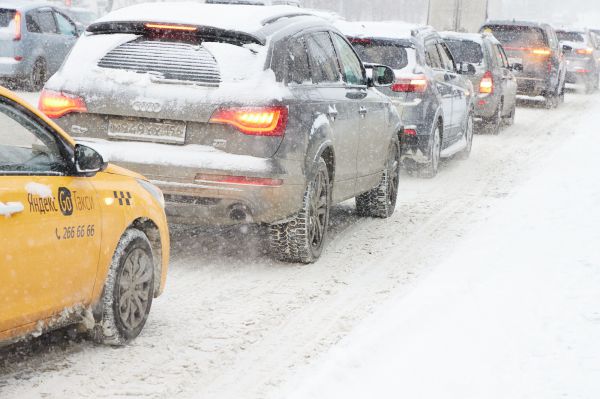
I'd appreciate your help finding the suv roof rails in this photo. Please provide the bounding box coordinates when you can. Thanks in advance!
[261,12,315,26]
[411,25,435,37]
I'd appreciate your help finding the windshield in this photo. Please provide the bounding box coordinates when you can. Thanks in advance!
[483,25,546,47]
[556,31,585,42]
[350,40,411,70]
[445,40,484,65]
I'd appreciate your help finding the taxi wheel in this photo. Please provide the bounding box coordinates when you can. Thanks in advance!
[92,229,155,345]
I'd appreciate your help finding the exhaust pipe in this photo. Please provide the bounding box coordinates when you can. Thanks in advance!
[229,204,252,223]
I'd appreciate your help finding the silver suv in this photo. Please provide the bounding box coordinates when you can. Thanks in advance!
[41,3,403,263]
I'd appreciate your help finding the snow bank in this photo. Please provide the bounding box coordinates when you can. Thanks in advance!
[280,111,600,398]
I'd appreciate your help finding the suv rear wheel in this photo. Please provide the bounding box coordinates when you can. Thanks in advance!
[27,59,47,92]
[91,229,155,345]
[269,158,330,264]
[356,136,400,218]
[419,124,442,179]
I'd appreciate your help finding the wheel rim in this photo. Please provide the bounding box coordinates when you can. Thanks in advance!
[387,144,400,207]
[32,62,45,88]
[432,128,441,170]
[308,169,328,251]
[117,248,153,331]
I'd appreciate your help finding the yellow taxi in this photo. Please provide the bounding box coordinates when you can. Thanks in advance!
[0,87,169,346]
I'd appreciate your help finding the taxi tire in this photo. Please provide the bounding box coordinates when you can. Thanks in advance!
[91,229,155,346]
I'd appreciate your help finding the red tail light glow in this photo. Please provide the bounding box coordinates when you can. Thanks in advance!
[404,128,417,136]
[38,90,87,119]
[13,11,21,41]
[195,174,283,187]
[479,71,494,94]
[145,23,198,32]
[209,106,288,136]
[391,76,428,93]
[349,38,372,44]
[531,48,551,56]
[576,48,594,55]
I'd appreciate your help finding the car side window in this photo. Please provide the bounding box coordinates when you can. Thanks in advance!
[54,12,77,36]
[331,32,367,86]
[0,102,69,175]
[35,10,58,34]
[437,43,457,73]
[285,36,311,85]
[425,42,443,69]
[26,12,42,33]
[305,32,342,84]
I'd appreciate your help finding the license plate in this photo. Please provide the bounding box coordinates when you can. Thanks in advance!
[108,118,186,144]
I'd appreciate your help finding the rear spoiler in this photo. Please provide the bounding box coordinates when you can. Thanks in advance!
[87,21,266,45]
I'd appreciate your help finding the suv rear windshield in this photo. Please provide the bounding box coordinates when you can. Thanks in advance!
[556,31,585,42]
[483,25,546,47]
[350,39,411,70]
[445,40,484,65]
[0,8,16,28]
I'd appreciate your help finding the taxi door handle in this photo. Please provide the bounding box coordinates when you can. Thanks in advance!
[0,201,24,217]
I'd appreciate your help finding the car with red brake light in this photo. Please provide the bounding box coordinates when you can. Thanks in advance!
[442,31,517,134]
[480,20,567,109]
[556,29,600,94]
[40,2,403,264]
[339,21,476,178]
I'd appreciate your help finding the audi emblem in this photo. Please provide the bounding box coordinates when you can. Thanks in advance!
[132,100,163,113]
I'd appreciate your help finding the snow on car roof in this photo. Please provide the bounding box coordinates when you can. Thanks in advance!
[335,20,424,41]
[95,2,313,36]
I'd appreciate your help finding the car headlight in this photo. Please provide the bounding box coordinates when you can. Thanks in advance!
[137,179,165,209]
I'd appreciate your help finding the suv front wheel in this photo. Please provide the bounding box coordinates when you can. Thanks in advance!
[269,158,331,264]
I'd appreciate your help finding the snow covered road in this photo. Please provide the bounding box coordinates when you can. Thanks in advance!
[0,90,598,398]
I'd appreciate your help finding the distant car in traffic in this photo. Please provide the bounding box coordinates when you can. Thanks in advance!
[556,29,600,93]
[339,21,475,178]
[441,31,517,134]
[41,3,403,264]
[205,0,301,5]
[0,1,81,91]
[480,20,566,109]
[0,86,169,346]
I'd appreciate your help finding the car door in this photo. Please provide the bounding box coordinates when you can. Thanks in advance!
[0,99,102,334]
[437,41,467,142]
[330,32,386,192]
[30,8,62,73]
[425,40,454,140]
[494,43,517,113]
[305,31,358,202]
[52,10,79,73]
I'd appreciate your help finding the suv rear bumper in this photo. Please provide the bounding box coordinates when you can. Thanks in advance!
[78,138,305,226]
[516,76,548,96]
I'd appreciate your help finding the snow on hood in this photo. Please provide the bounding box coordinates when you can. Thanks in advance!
[94,2,308,35]
[336,20,421,40]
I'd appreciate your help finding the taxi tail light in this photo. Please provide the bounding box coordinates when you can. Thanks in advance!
[392,75,428,93]
[144,23,198,32]
[209,106,288,136]
[576,48,594,55]
[479,71,494,94]
[12,11,22,41]
[38,90,87,119]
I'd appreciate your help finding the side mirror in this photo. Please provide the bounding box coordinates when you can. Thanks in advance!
[75,22,85,36]
[562,44,573,52]
[458,62,476,75]
[365,64,396,87]
[75,144,107,175]
[510,62,524,72]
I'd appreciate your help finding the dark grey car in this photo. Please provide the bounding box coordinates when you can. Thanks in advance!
[442,32,518,135]
[41,3,403,263]
[338,21,475,178]
[0,1,80,90]
[480,21,567,109]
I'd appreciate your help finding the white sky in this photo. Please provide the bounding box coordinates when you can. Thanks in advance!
[491,0,600,27]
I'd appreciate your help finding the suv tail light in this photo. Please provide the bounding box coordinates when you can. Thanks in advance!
[38,90,87,119]
[531,48,551,56]
[576,48,594,55]
[12,11,21,41]
[209,106,288,136]
[391,76,428,93]
[479,71,494,94]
